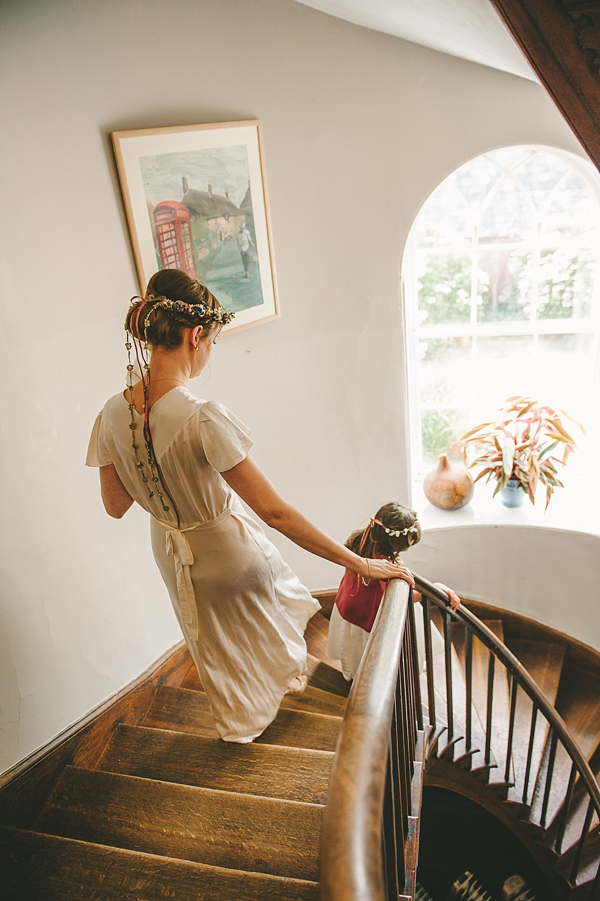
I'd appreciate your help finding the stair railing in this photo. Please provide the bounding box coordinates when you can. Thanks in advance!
[320,578,424,901]
[319,575,600,901]
[418,575,600,899]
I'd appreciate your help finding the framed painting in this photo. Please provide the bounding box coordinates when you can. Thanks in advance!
[112,120,280,334]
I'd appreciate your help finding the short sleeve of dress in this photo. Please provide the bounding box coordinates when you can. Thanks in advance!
[199,401,253,472]
[86,412,112,467]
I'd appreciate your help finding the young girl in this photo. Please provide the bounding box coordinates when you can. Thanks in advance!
[326,502,460,681]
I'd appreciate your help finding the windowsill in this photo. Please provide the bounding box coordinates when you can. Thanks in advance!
[412,475,600,538]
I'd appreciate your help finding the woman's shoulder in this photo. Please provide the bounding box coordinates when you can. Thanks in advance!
[186,396,253,470]
[194,397,239,422]
[192,397,251,437]
[162,391,251,447]
[99,390,128,420]
[158,387,224,418]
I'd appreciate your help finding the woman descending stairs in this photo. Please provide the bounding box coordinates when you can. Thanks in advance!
[0,613,348,901]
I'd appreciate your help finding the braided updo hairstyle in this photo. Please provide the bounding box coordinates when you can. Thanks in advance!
[125,269,224,349]
[346,502,421,562]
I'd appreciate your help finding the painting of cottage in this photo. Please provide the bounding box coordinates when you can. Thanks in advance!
[182,178,246,245]
[113,121,279,333]
[138,142,268,320]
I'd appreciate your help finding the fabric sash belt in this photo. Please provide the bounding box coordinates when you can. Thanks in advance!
[156,503,233,641]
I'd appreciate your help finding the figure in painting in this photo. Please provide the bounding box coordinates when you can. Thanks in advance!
[236,222,255,278]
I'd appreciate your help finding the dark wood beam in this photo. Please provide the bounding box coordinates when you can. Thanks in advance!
[489,0,600,170]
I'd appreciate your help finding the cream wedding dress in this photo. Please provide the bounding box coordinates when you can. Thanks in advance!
[87,387,319,742]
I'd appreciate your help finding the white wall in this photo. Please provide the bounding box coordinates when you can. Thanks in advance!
[407,524,600,650]
[0,0,590,773]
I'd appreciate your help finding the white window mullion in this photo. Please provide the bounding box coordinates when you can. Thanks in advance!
[403,146,600,480]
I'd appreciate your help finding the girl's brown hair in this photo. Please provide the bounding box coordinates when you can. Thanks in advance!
[125,269,222,349]
[346,502,421,562]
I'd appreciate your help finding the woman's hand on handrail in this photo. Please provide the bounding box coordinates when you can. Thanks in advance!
[363,558,415,587]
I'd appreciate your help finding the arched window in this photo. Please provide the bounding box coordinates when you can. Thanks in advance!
[404,146,600,484]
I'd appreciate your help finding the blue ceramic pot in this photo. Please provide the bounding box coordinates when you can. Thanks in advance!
[500,479,525,507]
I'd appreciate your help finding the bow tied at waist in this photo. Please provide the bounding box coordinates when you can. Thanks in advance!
[156,502,234,642]
[164,528,198,640]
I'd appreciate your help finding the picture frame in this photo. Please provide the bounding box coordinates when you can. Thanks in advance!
[112,120,280,335]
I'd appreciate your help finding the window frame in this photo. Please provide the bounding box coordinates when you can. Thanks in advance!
[403,144,600,489]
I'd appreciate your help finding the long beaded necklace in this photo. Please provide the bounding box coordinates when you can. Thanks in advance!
[123,292,234,527]
[125,303,181,526]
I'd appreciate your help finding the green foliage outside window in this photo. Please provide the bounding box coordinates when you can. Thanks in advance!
[537,247,593,319]
[410,148,600,475]
[421,409,463,464]
[417,251,471,326]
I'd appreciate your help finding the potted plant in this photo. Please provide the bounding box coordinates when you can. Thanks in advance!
[458,396,581,508]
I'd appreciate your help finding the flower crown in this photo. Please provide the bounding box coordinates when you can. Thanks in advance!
[146,295,234,325]
[371,516,419,537]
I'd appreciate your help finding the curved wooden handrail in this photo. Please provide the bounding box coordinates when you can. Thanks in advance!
[415,574,600,819]
[320,572,600,901]
[320,578,412,901]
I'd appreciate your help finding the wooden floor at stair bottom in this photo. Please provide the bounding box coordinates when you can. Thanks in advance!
[0,824,320,901]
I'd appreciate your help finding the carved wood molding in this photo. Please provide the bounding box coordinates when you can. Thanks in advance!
[489,0,600,171]
[560,0,600,72]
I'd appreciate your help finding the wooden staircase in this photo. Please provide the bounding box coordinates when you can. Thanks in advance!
[423,601,600,900]
[0,613,348,901]
[1,596,598,900]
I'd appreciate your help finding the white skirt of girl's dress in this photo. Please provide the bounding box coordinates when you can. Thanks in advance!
[326,601,445,682]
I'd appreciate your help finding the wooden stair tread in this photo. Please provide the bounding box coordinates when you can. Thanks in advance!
[452,619,514,786]
[506,639,566,704]
[179,666,346,717]
[468,621,510,772]
[280,684,347,717]
[530,666,600,829]
[428,641,491,774]
[98,723,333,804]
[548,785,600,860]
[555,828,600,889]
[304,612,344,673]
[180,661,204,691]
[34,766,322,881]
[0,824,319,901]
[504,639,566,807]
[451,618,504,662]
[144,684,341,752]
[306,654,350,697]
[554,668,600,759]
[421,616,494,770]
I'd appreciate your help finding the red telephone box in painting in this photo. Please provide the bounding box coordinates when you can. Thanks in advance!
[153,201,198,277]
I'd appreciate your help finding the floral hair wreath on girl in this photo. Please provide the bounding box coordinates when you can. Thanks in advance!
[357,514,419,558]
[370,517,420,538]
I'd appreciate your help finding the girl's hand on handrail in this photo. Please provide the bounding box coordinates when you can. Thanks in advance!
[433,581,461,611]
[363,558,415,587]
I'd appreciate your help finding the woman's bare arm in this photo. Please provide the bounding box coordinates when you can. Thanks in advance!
[100,464,134,518]
[222,455,414,585]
